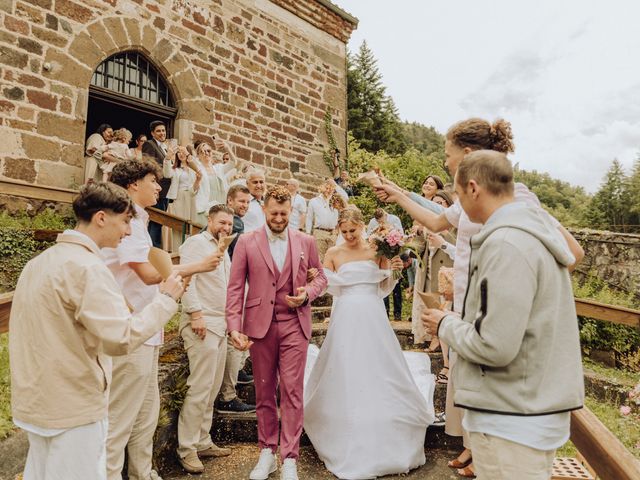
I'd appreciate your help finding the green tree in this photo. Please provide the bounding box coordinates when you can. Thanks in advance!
[584,159,632,231]
[347,41,407,155]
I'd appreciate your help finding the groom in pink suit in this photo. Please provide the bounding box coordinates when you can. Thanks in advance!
[226,185,327,480]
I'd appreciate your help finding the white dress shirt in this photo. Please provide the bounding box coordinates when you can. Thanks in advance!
[305,195,338,233]
[289,194,307,230]
[243,196,266,232]
[266,225,289,271]
[102,204,163,346]
[179,230,231,337]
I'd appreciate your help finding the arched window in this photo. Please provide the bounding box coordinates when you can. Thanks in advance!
[91,51,174,107]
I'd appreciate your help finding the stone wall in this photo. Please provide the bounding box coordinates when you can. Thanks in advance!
[571,229,640,297]
[0,0,356,194]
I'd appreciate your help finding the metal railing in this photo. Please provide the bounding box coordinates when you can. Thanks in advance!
[3,179,640,478]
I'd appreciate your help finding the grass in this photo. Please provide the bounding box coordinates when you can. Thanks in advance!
[557,396,640,459]
[583,357,640,386]
[0,333,13,439]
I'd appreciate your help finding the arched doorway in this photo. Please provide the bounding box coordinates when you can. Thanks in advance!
[86,51,177,146]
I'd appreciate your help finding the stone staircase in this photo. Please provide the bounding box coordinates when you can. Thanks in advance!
[154,294,462,478]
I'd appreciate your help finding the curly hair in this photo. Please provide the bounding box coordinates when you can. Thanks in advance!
[109,159,162,190]
[446,118,515,154]
[112,128,132,143]
[264,185,291,206]
[330,192,347,211]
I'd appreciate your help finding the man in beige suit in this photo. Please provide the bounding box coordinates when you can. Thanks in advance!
[10,182,185,480]
[176,204,236,473]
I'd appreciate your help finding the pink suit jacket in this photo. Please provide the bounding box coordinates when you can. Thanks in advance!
[225,227,327,340]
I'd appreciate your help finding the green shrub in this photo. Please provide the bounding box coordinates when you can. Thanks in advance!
[574,274,640,368]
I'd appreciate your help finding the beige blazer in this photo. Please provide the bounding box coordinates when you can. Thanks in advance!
[9,233,178,429]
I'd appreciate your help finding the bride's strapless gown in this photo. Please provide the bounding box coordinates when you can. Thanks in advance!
[304,261,435,479]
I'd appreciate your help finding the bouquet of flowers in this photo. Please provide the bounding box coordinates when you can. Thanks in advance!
[368,226,421,280]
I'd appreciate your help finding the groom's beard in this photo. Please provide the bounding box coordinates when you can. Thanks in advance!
[267,220,288,233]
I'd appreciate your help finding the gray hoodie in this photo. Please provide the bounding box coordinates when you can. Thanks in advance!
[438,201,584,415]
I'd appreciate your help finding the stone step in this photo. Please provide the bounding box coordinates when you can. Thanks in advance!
[162,443,463,479]
[311,305,332,323]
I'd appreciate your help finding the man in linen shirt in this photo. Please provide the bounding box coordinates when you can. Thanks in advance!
[105,160,222,480]
[176,205,235,473]
[305,179,339,260]
[242,168,267,232]
[285,178,307,231]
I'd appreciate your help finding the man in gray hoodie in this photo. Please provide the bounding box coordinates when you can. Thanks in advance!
[424,150,584,480]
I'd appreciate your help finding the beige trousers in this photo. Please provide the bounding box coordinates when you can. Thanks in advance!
[220,338,249,402]
[177,328,227,458]
[469,431,556,480]
[312,229,336,262]
[23,418,108,480]
[107,344,160,480]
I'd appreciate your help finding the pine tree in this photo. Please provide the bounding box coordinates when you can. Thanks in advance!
[585,159,632,231]
[347,41,406,154]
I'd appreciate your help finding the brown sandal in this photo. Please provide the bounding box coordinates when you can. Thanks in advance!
[457,465,476,478]
[448,454,472,469]
[436,367,449,384]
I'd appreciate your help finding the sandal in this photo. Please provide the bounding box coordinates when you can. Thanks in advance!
[448,452,472,469]
[457,465,476,478]
[436,367,449,384]
[426,338,441,353]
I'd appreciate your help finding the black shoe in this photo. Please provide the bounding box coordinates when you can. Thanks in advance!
[237,370,254,385]
[216,397,256,414]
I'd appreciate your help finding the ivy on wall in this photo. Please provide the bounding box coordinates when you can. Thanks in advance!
[322,108,344,174]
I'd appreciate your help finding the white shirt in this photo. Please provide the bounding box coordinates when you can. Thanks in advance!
[305,195,338,233]
[444,183,562,313]
[243,196,266,232]
[102,204,163,346]
[366,214,403,235]
[179,230,231,336]
[289,193,307,230]
[266,225,289,271]
[463,410,571,451]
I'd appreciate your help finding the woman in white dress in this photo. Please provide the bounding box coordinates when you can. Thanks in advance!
[304,207,434,480]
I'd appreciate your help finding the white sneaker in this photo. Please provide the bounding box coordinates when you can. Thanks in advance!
[280,458,298,480]
[249,448,277,480]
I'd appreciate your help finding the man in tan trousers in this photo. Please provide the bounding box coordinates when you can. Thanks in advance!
[10,182,184,480]
[105,160,223,480]
[176,204,236,473]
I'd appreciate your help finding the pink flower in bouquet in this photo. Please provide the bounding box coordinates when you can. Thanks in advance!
[385,229,404,247]
[620,405,631,416]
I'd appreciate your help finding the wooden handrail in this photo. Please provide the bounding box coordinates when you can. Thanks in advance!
[571,407,640,480]
[575,298,640,328]
[0,292,12,335]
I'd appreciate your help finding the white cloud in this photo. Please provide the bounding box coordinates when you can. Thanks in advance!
[338,0,640,192]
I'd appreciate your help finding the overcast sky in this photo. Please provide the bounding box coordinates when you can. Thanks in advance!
[336,0,640,192]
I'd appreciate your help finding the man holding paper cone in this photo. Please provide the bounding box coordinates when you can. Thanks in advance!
[105,160,224,480]
[176,204,236,473]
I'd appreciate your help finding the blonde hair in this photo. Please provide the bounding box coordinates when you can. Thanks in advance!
[112,128,132,143]
[446,118,515,154]
[337,205,364,226]
[456,150,514,197]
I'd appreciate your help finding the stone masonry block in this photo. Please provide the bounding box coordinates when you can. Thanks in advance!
[68,31,104,69]
[22,134,62,161]
[37,111,84,143]
[3,157,37,183]
[43,48,92,88]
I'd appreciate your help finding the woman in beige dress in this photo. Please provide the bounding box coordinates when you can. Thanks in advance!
[163,145,200,251]
[83,124,113,183]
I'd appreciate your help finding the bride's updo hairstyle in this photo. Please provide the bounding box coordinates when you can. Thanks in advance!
[446,118,515,154]
[337,205,365,226]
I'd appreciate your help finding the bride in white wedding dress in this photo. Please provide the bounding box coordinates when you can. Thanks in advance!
[304,207,434,479]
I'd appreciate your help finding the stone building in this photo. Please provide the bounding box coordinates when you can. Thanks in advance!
[0,0,357,193]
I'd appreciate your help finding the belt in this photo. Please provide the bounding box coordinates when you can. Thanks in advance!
[314,227,334,232]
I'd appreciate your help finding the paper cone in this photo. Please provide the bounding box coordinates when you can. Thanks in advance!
[417,291,440,309]
[217,233,237,252]
[356,170,382,187]
[148,247,173,280]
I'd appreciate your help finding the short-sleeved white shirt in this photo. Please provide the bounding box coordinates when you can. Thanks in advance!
[102,204,163,346]
[289,194,307,230]
[243,196,266,233]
